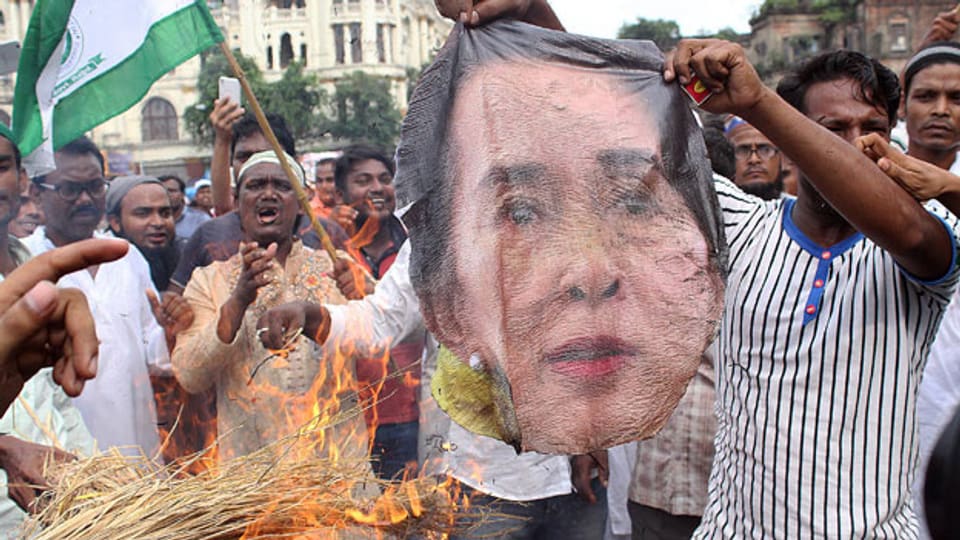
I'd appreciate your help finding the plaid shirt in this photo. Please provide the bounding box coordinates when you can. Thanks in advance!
[628,346,716,517]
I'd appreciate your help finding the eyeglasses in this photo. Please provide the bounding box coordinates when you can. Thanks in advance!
[734,144,779,161]
[35,178,107,201]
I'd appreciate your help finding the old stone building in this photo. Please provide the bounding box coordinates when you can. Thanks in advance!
[0,0,450,177]
[749,0,957,83]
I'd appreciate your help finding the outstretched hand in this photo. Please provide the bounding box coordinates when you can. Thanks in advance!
[333,257,375,300]
[0,435,74,513]
[232,241,278,307]
[256,301,330,350]
[857,132,960,202]
[147,290,195,349]
[0,238,128,414]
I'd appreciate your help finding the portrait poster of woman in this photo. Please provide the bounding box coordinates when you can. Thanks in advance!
[396,20,728,454]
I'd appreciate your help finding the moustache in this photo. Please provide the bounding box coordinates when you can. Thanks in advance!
[69,204,100,216]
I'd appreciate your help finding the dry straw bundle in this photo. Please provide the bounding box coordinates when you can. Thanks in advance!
[19,419,472,540]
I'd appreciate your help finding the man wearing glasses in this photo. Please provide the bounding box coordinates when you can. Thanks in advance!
[23,137,190,460]
[724,115,785,200]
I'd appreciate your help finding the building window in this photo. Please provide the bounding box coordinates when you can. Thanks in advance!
[141,97,178,142]
[377,24,386,63]
[276,0,304,7]
[280,33,294,68]
[333,24,345,64]
[350,22,362,63]
[890,21,908,52]
[267,45,274,69]
[300,43,307,65]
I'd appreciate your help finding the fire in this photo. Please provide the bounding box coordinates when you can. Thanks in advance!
[145,236,480,538]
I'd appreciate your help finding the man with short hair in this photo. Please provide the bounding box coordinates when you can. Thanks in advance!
[159,173,209,247]
[669,42,959,539]
[311,157,337,218]
[723,115,784,199]
[895,39,960,540]
[24,136,192,457]
[333,144,423,480]
[439,2,960,536]
[903,42,960,174]
[106,176,179,291]
[190,179,214,217]
[0,125,100,532]
[172,150,367,462]
[168,113,348,294]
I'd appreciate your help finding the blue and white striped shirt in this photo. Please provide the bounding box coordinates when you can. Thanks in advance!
[696,177,960,539]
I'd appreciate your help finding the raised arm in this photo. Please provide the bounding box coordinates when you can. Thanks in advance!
[209,98,244,216]
[666,39,954,281]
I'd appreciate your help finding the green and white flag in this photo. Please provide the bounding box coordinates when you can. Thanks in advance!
[12,0,223,174]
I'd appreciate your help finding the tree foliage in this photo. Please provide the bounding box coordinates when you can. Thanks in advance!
[185,49,326,145]
[617,18,681,50]
[328,71,402,151]
[263,61,327,143]
[713,27,741,41]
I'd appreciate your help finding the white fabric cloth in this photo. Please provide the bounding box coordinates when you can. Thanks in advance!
[326,240,574,502]
[23,227,169,458]
[0,239,97,536]
[948,152,960,176]
[910,151,960,540]
[915,289,960,540]
[696,177,960,539]
[605,442,637,538]
[0,370,96,538]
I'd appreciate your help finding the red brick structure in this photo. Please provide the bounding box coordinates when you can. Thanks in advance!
[748,0,958,82]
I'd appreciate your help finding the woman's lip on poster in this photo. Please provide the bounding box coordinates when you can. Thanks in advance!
[542,336,637,378]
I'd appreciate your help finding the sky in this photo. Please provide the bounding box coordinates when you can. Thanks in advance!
[548,0,760,39]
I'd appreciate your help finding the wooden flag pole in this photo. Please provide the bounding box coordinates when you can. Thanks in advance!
[218,42,339,264]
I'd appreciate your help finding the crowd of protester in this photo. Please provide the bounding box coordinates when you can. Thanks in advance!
[3,0,960,538]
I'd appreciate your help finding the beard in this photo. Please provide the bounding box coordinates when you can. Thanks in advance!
[140,242,180,291]
[115,228,180,290]
[739,176,784,201]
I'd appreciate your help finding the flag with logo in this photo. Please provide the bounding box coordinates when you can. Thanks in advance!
[12,0,223,174]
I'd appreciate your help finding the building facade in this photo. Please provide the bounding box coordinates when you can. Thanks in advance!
[748,0,957,84]
[0,0,450,178]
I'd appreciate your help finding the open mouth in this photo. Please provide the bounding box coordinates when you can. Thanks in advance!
[257,207,280,225]
[368,196,386,210]
[542,336,637,378]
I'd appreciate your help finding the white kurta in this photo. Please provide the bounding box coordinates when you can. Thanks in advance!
[23,228,169,458]
[0,370,96,538]
[0,237,97,537]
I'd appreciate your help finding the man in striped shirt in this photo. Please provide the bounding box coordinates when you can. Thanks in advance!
[665,41,960,537]
[438,1,958,536]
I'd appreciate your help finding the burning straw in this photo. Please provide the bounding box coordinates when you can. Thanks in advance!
[19,416,474,539]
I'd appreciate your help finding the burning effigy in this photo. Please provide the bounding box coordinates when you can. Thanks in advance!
[397,21,727,454]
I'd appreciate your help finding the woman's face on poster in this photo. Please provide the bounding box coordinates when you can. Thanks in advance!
[433,61,724,453]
